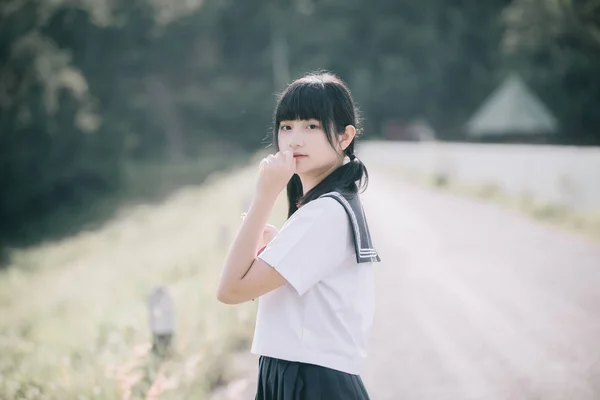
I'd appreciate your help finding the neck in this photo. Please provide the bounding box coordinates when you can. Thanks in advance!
[299,160,343,195]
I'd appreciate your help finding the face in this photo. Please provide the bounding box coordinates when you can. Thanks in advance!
[277,119,343,176]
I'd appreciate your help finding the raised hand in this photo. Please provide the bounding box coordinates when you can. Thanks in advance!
[256,150,296,200]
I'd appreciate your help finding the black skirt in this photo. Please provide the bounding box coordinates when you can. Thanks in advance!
[255,356,370,400]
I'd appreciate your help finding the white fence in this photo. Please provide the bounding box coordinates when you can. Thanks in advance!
[358,141,600,213]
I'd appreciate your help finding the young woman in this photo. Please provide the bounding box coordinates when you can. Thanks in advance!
[217,71,380,399]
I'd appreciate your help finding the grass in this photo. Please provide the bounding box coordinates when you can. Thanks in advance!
[386,167,600,243]
[0,152,287,399]
[1,152,247,254]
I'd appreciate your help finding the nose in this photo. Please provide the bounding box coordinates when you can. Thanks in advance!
[287,128,304,148]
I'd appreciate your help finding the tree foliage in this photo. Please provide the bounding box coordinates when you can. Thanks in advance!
[1,0,598,242]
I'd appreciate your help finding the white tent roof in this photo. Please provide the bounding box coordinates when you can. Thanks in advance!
[466,74,558,137]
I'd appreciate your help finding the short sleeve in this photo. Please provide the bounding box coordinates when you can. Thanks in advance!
[258,197,351,296]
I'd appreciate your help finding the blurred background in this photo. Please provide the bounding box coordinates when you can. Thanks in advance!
[1,0,599,399]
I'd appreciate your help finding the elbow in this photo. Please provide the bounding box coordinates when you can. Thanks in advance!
[216,286,241,305]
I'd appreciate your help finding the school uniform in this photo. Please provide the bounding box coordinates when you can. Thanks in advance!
[252,191,381,400]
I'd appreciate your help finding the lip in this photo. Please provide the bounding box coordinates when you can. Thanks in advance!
[293,154,307,158]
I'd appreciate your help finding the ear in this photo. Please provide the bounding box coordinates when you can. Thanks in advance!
[338,125,356,151]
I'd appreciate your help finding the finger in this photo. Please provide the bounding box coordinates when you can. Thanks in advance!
[260,156,272,170]
[279,150,290,164]
[284,150,295,170]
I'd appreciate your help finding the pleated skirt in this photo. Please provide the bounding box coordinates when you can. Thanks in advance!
[255,356,370,400]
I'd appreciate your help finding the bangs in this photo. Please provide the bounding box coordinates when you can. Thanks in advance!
[274,82,333,128]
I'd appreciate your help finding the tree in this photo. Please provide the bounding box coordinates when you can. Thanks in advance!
[502,0,600,144]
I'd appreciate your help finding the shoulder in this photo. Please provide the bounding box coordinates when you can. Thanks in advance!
[282,196,348,234]
[300,195,347,221]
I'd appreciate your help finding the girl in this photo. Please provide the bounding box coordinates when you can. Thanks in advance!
[217,71,380,399]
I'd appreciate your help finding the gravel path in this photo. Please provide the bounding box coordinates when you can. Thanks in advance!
[361,165,600,400]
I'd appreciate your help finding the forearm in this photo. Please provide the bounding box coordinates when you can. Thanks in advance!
[218,194,276,292]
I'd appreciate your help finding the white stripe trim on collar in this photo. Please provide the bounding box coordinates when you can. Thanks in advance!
[320,191,378,261]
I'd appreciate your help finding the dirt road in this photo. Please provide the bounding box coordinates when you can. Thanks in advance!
[212,164,600,399]
[361,166,600,399]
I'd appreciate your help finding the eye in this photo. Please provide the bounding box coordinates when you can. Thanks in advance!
[308,124,320,130]
[279,125,291,131]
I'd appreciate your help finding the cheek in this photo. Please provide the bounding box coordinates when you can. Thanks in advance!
[277,133,288,149]
[316,135,339,156]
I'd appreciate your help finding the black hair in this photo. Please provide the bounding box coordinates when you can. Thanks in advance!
[271,71,369,218]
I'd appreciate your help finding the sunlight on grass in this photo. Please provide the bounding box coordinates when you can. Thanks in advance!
[0,156,286,399]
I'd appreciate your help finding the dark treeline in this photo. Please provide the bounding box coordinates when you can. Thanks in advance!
[1,0,599,243]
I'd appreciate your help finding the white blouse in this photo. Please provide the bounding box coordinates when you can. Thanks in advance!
[251,196,375,375]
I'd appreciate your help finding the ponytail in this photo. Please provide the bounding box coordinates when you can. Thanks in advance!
[286,174,303,218]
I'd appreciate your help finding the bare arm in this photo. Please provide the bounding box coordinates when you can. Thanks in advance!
[216,194,286,304]
[216,151,295,304]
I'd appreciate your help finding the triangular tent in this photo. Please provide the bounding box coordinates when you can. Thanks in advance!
[466,74,558,137]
